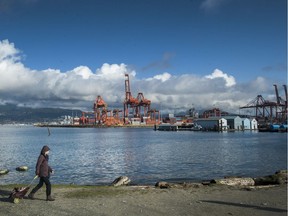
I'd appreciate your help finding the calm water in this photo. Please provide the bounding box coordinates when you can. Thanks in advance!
[0,125,287,185]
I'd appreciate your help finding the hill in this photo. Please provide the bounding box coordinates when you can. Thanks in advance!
[0,104,82,124]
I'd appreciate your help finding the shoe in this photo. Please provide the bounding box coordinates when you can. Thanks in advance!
[28,193,35,200]
[46,195,55,201]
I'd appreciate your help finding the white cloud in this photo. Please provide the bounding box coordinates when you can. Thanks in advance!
[205,69,236,87]
[69,66,93,80]
[146,72,171,82]
[96,63,136,80]
[0,39,20,61]
[0,39,277,113]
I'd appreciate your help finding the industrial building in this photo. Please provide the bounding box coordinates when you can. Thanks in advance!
[225,116,243,130]
[241,118,258,130]
[192,116,258,131]
[194,117,228,131]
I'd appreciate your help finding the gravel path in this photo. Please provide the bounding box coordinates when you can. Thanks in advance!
[0,184,287,216]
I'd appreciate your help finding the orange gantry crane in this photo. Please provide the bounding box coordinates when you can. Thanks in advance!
[123,74,139,122]
[123,73,160,125]
[136,92,151,118]
[94,95,107,124]
[79,95,124,126]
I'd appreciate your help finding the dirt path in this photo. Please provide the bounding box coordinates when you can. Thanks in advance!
[0,184,287,216]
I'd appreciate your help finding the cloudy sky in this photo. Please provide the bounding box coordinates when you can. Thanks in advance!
[0,0,286,114]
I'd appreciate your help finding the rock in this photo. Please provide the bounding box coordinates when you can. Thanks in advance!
[254,170,287,185]
[111,176,131,186]
[0,169,9,175]
[16,166,28,171]
[211,177,255,186]
[275,170,287,174]
[155,181,170,189]
[274,170,288,184]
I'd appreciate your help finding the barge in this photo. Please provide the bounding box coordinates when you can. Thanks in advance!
[157,123,202,131]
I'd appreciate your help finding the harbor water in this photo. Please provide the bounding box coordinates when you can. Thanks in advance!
[0,125,287,185]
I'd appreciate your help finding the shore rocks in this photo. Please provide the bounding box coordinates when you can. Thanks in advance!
[155,181,171,189]
[254,170,287,185]
[0,169,9,175]
[16,166,28,171]
[111,176,131,186]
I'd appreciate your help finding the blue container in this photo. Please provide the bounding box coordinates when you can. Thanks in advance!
[269,124,280,130]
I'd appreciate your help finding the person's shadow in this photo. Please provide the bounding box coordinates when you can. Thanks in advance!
[201,200,287,213]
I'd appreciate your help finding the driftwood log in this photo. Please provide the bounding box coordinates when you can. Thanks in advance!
[211,177,255,186]
[111,176,131,186]
[210,170,287,186]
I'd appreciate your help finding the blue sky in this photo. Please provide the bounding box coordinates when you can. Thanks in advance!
[0,0,287,114]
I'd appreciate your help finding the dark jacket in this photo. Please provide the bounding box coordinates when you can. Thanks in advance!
[35,145,52,177]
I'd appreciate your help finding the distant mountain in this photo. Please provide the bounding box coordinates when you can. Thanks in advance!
[0,104,82,124]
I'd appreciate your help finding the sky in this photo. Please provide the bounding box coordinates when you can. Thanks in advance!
[0,0,287,115]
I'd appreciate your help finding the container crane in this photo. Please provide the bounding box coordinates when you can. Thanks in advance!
[240,95,276,122]
[273,84,281,104]
[283,84,287,103]
[240,84,287,124]
[94,95,107,124]
[123,74,139,122]
[273,84,288,122]
[136,92,151,119]
[283,84,288,122]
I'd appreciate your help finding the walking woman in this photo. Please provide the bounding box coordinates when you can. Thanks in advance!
[28,145,55,201]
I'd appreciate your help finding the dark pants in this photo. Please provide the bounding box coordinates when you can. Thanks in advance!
[31,176,51,196]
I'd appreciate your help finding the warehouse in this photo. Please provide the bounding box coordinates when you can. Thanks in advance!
[194,117,227,131]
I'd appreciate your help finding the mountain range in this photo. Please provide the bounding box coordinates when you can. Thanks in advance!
[0,104,82,124]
